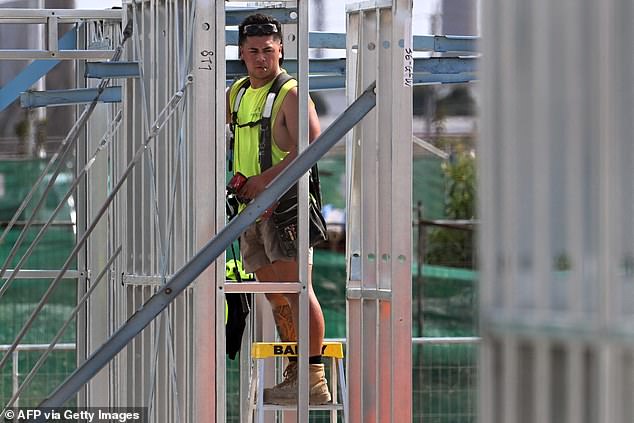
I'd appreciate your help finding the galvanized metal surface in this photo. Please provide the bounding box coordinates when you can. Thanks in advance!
[69,2,198,419]
[0,9,122,60]
[20,87,122,108]
[480,1,634,422]
[345,1,413,421]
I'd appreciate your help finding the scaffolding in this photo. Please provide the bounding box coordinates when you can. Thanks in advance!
[6,1,631,423]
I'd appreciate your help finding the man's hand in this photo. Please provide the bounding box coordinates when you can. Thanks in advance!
[237,173,269,200]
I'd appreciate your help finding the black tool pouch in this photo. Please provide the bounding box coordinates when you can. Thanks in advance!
[272,184,328,257]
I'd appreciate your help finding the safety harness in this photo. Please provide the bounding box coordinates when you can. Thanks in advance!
[228,72,294,173]
[228,72,328,253]
[228,72,324,207]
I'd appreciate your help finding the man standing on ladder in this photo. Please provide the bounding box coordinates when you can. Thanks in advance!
[226,13,331,405]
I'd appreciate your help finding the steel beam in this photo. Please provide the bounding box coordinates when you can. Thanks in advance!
[0,49,116,60]
[0,270,82,279]
[413,34,479,53]
[226,57,477,91]
[0,9,121,22]
[223,282,303,294]
[226,57,475,78]
[84,62,141,79]
[296,0,311,418]
[36,82,376,412]
[413,57,477,74]
[193,0,224,421]
[20,87,122,108]
[226,30,478,52]
[303,72,477,90]
[0,9,121,60]
[0,27,76,111]
[226,7,297,25]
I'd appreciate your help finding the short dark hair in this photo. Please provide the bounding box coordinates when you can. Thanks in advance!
[238,14,284,65]
[238,14,283,45]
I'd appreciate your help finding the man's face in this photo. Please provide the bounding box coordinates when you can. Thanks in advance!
[239,35,283,83]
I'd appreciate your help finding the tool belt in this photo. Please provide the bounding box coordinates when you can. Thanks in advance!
[272,184,328,257]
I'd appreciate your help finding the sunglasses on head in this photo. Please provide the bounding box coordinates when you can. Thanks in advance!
[242,23,279,36]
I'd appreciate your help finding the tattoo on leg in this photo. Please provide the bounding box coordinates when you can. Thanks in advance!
[272,304,296,342]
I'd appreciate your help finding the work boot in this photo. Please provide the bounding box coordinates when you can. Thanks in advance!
[262,361,296,402]
[263,363,331,405]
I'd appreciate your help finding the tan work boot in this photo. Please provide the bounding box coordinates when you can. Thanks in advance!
[263,362,332,405]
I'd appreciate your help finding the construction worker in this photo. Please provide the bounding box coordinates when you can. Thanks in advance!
[225,13,331,405]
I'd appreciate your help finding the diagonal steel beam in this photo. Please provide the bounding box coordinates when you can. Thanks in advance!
[0,26,77,111]
[37,82,377,411]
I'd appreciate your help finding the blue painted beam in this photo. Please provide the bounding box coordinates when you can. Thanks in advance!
[227,29,347,50]
[85,61,141,79]
[226,30,347,49]
[431,35,478,53]
[0,27,76,112]
[226,58,346,79]
[226,8,298,26]
[413,57,477,74]
[227,29,239,46]
[226,57,476,80]
[225,72,476,91]
[308,75,347,91]
[413,35,479,53]
[226,30,478,53]
[20,86,122,108]
[413,72,477,85]
[223,75,347,91]
[282,58,347,75]
[309,32,346,49]
[305,73,477,90]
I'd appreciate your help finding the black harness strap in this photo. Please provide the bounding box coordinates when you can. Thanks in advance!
[257,72,294,171]
[229,72,294,172]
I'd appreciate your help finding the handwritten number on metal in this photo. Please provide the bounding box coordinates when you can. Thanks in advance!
[199,50,214,71]
[403,47,414,87]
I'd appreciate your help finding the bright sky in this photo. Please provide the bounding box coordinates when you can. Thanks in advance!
[75,0,439,35]
[75,0,121,7]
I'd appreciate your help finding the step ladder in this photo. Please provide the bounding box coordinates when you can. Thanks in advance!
[248,342,347,423]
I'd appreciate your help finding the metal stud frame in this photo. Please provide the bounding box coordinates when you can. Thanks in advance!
[345,1,413,421]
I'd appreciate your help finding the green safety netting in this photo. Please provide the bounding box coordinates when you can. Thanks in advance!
[1,158,476,421]
[312,249,477,339]
[0,159,77,406]
[317,155,446,219]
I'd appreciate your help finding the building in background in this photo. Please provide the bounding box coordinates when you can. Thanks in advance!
[414,0,478,143]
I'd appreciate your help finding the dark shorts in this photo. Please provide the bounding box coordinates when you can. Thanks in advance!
[240,218,312,273]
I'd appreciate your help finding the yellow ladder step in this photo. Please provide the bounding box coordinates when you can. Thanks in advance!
[251,342,344,359]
